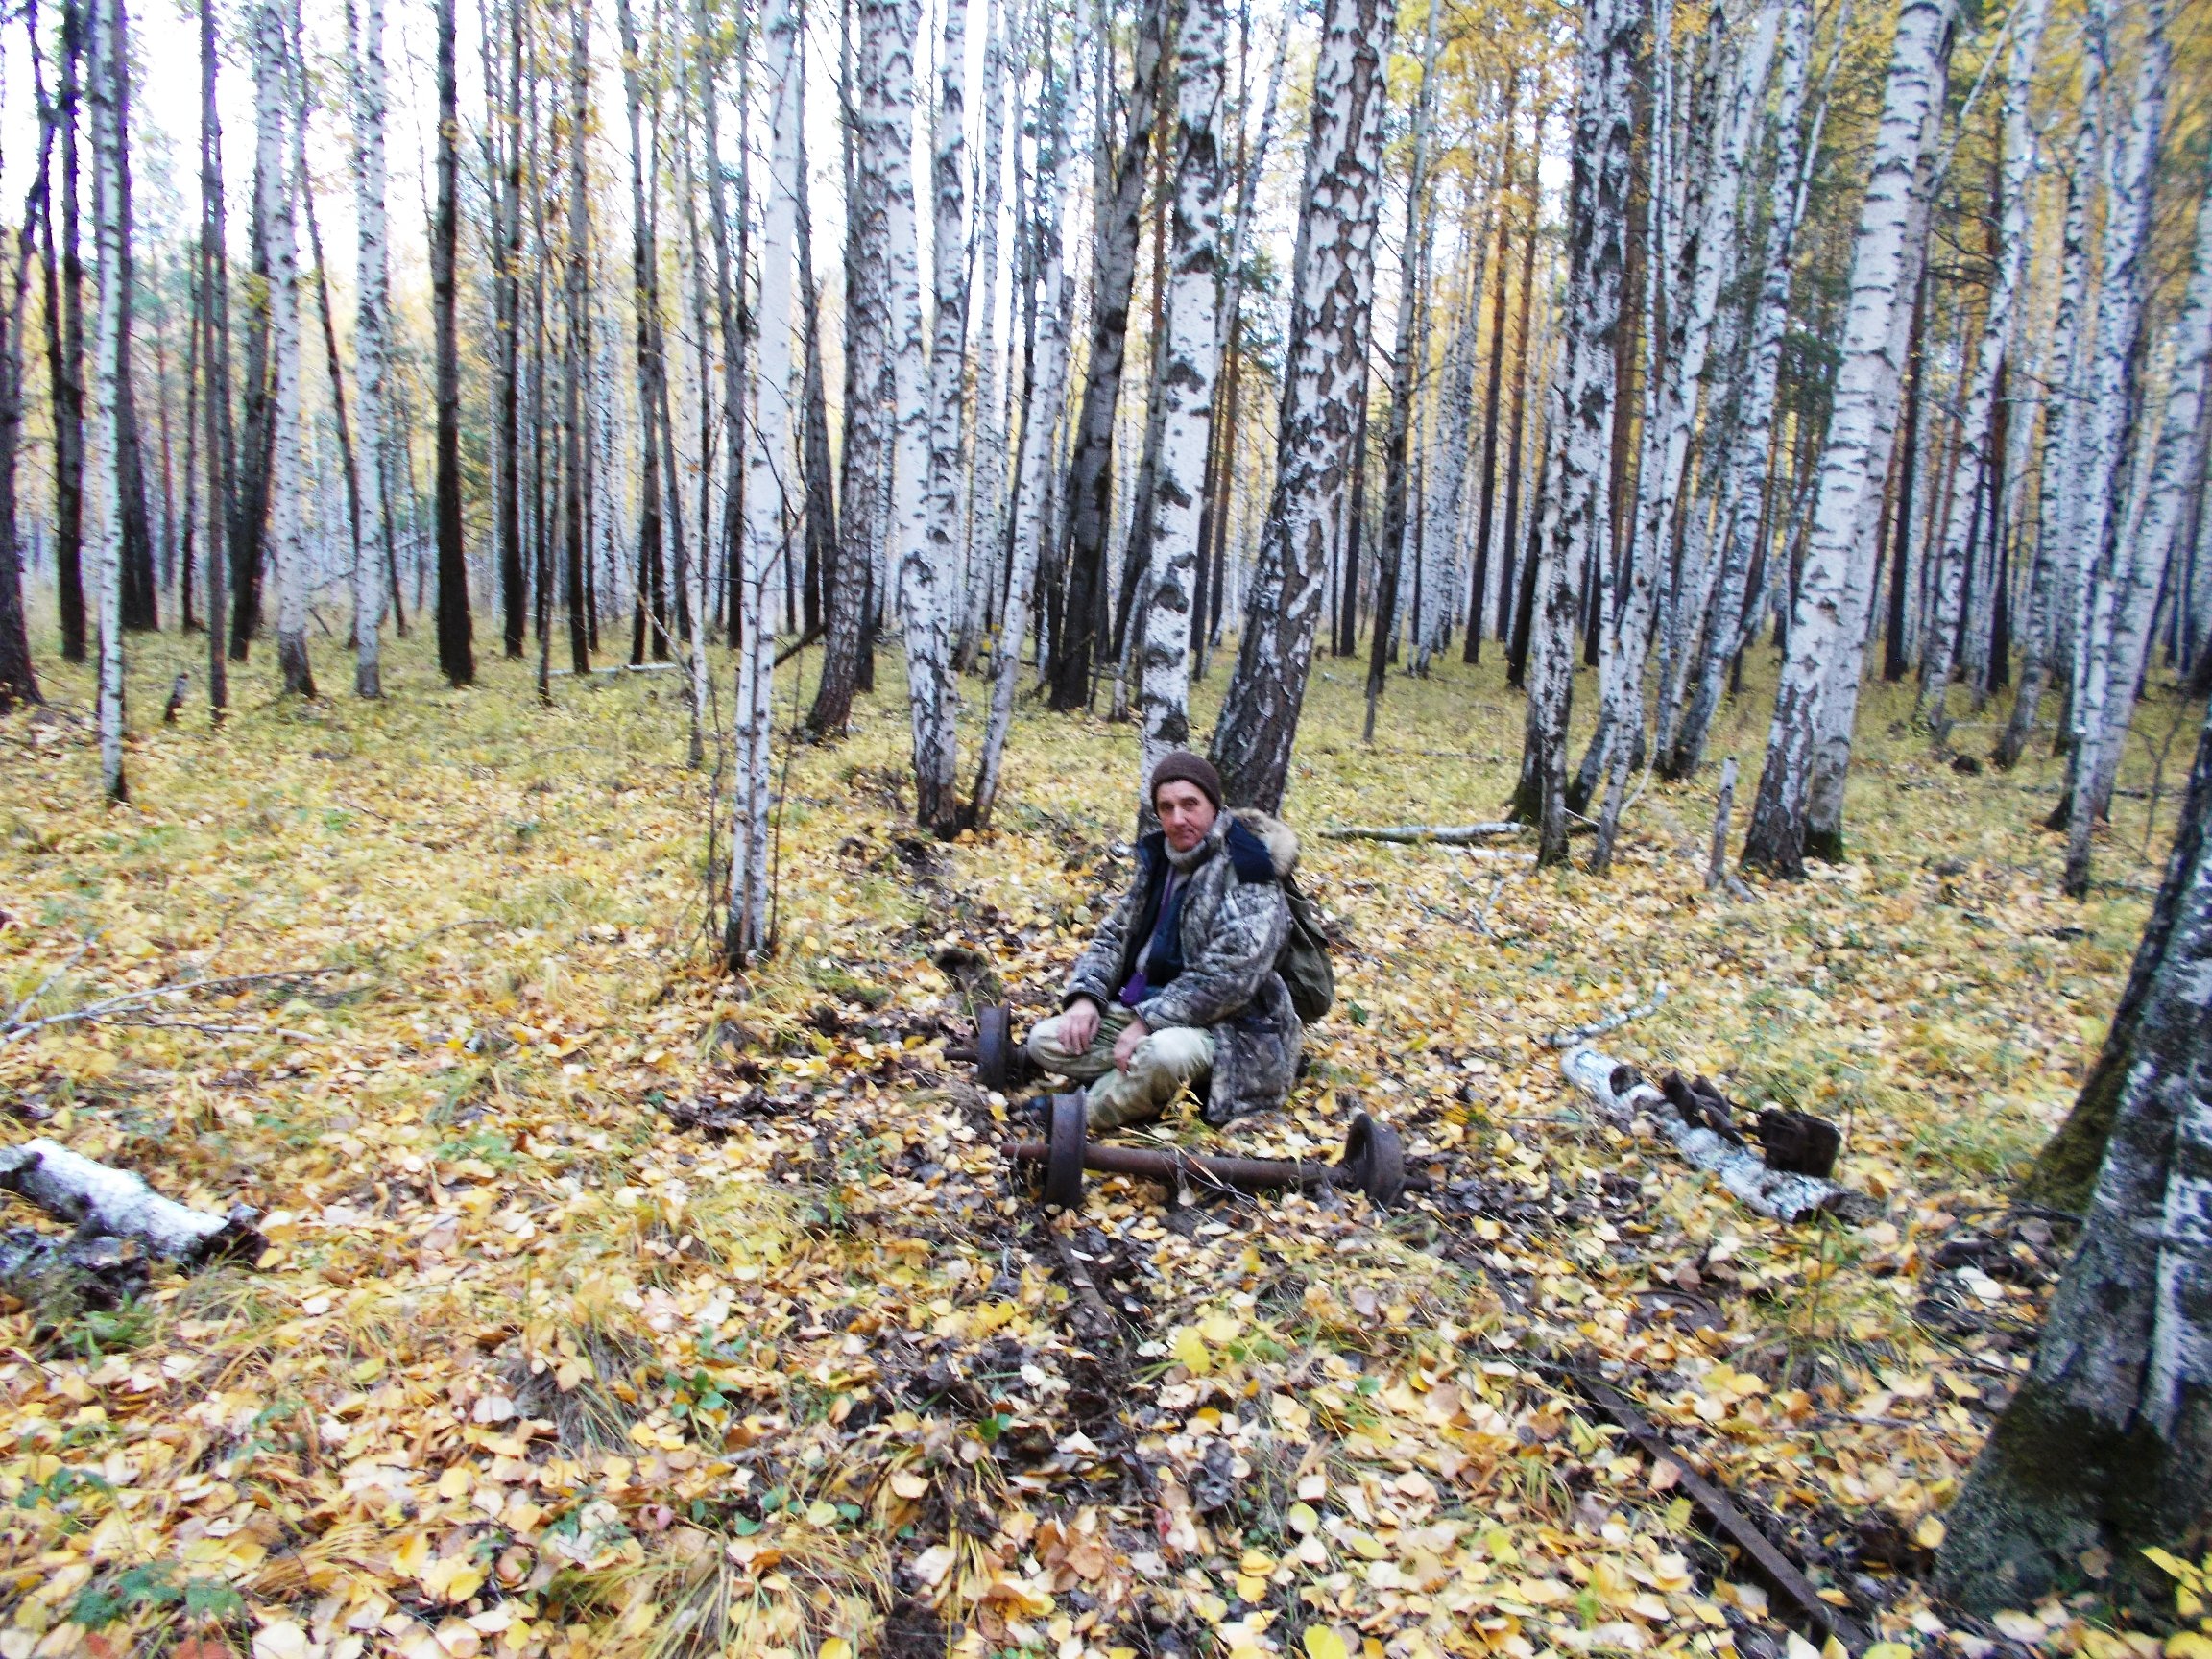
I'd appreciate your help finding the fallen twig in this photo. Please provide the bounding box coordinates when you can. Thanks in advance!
[1563,1046,1861,1223]
[0,965,348,1048]
[1321,821,1531,846]
[7,934,99,1028]
[1543,985,1669,1048]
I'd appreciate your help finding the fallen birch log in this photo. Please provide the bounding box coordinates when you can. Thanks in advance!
[1320,822,1530,846]
[1562,1047,1859,1223]
[0,1140,267,1266]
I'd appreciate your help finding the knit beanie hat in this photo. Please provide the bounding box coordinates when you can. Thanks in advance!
[1149,752,1224,811]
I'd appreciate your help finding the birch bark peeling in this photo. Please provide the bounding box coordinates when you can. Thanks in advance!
[1562,1047,1856,1223]
[0,1140,267,1266]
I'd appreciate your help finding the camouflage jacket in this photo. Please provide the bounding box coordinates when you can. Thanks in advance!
[1064,809,1302,1125]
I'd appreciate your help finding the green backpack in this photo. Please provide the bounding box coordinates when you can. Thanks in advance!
[1277,875,1334,1022]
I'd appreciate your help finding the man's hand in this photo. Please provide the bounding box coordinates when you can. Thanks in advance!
[1113,1014,1149,1072]
[1060,998,1101,1054]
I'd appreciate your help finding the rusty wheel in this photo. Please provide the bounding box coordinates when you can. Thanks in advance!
[1339,1113,1407,1205]
[976,1005,1017,1091]
[1044,1093,1089,1211]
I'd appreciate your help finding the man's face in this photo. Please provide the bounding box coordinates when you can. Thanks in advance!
[1155,781,1217,854]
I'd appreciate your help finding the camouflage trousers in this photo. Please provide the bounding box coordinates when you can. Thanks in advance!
[1025,1004,1215,1131]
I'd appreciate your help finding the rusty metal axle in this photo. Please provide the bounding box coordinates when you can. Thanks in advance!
[1009,1101,1407,1207]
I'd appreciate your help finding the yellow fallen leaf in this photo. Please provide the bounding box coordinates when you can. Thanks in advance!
[2164,1637,2212,1659]
[1992,1611,2046,1643]
[1304,1631,1349,1659]
[890,1471,929,1501]
[820,1641,854,1659]
[1171,1327,1211,1376]
[1914,1515,1947,1550]
[421,1556,486,1604]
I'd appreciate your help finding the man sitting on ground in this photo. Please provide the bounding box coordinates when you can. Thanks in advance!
[1025,754,1303,1130]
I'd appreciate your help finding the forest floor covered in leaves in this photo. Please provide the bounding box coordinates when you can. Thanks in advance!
[0,630,2198,1659]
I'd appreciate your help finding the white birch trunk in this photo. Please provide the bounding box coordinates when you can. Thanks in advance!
[1662,0,1814,781]
[867,0,961,833]
[2083,159,2211,830]
[0,1140,264,1264]
[1516,0,1638,865]
[255,0,313,696]
[955,0,1013,674]
[1913,0,2048,734]
[971,35,1077,828]
[917,0,970,745]
[729,0,802,966]
[86,0,127,800]
[1937,699,2212,1610]
[1648,0,1783,773]
[1592,0,1777,868]
[1137,0,1228,785]
[349,0,390,699]
[1997,88,2101,769]
[2061,0,2170,899]
[1797,8,1952,856]
[1209,0,1393,813]
[1741,0,1954,875]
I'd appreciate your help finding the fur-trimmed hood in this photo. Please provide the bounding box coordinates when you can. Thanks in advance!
[1160,807,1300,880]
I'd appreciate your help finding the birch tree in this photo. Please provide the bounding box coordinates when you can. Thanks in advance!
[253,0,312,697]
[1591,0,1777,871]
[1913,0,2048,737]
[1936,695,2212,1616]
[2057,0,2172,900]
[1740,0,1955,877]
[1661,0,1814,780]
[728,0,801,969]
[809,0,893,737]
[86,0,126,795]
[955,0,1014,674]
[1209,0,1394,813]
[431,0,471,684]
[1361,0,1443,744]
[870,0,965,835]
[1511,0,1640,867]
[347,0,391,698]
[918,0,973,762]
[972,5,1076,829]
[1051,0,1170,709]
[0,70,51,714]
[1137,0,1228,784]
